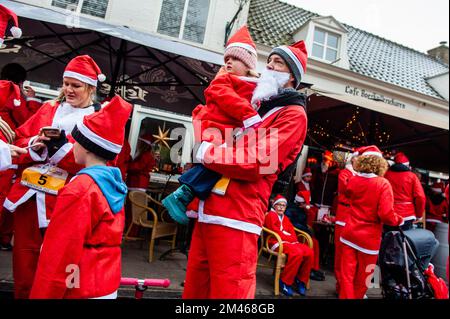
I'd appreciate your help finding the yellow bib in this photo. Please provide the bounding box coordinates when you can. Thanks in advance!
[21,164,68,195]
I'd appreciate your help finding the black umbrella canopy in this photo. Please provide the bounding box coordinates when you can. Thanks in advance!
[0,15,220,116]
[306,94,449,173]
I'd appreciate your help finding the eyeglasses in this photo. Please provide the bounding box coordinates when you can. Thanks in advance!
[274,204,287,208]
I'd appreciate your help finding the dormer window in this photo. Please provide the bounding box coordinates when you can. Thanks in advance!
[312,28,340,63]
[157,0,211,44]
[293,16,350,69]
[52,0,109,18]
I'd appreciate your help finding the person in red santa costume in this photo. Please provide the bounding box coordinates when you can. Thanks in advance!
[126,134,157,192]
[425,181,448,232]
[3,55,107,299]
[334,149,359,295]
[384,152,426,231]
[264,195,314,296]
[295,167,319,226]
[0,140,26,171]
[287,190,325,282]
[182,40,309,299]
[163,25,265,225]
[339,146,404,299]
[30,95,131,299]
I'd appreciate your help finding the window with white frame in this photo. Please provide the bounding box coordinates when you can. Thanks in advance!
[157,0,211,44]
[52,0,109,18]
[312,28,340,63]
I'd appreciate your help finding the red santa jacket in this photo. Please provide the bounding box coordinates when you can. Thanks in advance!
[340,173,404,255]
[193,105,307,236]
[335,167,355,227]
[126,150,156,191]
[264,210,298,251]
[30,174,124,299]
[0,95,42,132]
[384,166,426,221]
[192,73,260,143]
[426,193,448,224]
[4,100,96,228]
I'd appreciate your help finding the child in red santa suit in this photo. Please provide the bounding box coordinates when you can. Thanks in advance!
[163,25,289,224]
[30,96,131,299]
[265,195,314,297]
[339,146,404,299]
[4,55,106,299]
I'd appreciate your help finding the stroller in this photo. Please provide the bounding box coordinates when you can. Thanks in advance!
[379,227,444,299]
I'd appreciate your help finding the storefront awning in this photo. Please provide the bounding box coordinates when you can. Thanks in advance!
[313,90,449,130]
[1,0,223,65]
[0,0,222,114]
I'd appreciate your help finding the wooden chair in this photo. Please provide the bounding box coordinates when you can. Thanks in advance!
[258,226,314,296]
[126,191,178,262]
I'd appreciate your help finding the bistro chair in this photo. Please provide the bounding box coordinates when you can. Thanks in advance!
[126,191,178,262]
[258,226,314,296]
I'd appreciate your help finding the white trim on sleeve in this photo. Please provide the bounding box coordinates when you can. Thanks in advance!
[243,114,262,129]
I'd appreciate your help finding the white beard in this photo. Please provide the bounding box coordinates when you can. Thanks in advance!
[251,69,290,106]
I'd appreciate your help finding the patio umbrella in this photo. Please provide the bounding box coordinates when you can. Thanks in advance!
[0,0,221,116]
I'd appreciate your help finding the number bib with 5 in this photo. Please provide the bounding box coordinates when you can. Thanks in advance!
[21,164,69,195]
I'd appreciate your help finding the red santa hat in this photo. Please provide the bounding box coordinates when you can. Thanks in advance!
[64,55,106,87]
[72,95,132,160]
[269,40,308,89]
[224,25,257,70]
[394,152,410,166]
[0,4,22,47]
[0,80,21,107]
[272,194,288,206]
[302,167,312,178]
[431,182,445,194]
[295,190,311,207]
[358,145,384,158]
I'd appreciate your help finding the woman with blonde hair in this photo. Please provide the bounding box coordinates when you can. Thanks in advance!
[3,55,105,299]
[339,145,404,299]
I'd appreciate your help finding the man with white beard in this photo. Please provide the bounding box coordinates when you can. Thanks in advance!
[0,140,26,171]
[183,41,310,299]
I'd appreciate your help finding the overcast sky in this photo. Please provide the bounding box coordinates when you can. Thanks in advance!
[282,0,449,53]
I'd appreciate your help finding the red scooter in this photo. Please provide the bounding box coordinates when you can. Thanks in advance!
[120,278,171,299]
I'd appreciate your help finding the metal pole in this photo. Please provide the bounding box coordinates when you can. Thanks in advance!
[403,239,413,300]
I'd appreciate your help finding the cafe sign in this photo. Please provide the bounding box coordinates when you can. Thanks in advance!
[345,86,406,109]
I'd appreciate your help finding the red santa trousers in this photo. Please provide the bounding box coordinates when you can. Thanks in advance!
[334,224,344,294]
[339,244,378,299]
[12,199,43,299]
[278,242,314,286]
[182,222,259,299]
[312,237,320,270]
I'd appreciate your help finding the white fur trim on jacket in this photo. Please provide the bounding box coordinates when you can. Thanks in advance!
[243,114,262,129]
[3,189,37,212]
[198,200,262,235]
[340,237,380,255]
[28,136,48,162]
[0,140,12,171]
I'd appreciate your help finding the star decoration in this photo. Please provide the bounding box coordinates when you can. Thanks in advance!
[153,123,174,149]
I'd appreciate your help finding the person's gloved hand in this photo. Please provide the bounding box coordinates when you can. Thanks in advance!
[44,130,68,158]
